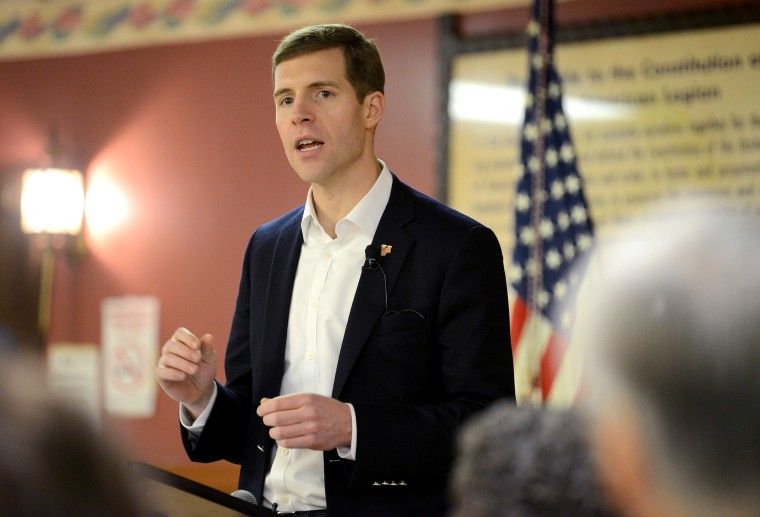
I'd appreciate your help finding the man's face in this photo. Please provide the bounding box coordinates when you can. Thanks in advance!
[273,48,376,189]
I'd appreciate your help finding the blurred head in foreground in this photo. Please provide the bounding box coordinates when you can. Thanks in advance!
[581,205,760,517]
[450,400,618,517]
[0,355,143,516]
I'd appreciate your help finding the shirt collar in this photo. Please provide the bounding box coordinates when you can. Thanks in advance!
[301,160,392,241]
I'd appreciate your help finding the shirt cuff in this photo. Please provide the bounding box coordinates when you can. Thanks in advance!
[179,381,218,431]
[336,402,357,460]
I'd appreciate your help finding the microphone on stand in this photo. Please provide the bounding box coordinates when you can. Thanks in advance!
[231,489,258,506]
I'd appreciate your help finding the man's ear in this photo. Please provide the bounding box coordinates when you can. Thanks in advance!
[365,91,384,129]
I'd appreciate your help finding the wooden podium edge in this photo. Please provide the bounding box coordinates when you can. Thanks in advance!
[126,461,269,516]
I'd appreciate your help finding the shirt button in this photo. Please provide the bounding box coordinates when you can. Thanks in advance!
[279,496,290,505]
[323,251,333,260]
[279,447,289,456]
[310,300,318,308]
[307,352,315,361]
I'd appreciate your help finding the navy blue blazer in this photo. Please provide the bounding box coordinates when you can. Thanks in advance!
[182,175,514,516]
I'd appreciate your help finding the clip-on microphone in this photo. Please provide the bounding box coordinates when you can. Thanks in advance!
[362,244,380,271]
[361,244,425,319]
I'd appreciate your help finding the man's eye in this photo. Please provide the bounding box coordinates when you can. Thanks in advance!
[280,97,293,106]
[319,90,332,99]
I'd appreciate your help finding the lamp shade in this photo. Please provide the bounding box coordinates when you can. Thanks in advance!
[20,168,85,235]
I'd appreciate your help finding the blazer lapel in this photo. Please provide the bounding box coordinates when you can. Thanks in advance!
[257,212,304,398]
[332,177,416,398]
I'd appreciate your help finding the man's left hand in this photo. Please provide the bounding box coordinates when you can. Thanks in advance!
[257,393,352,451]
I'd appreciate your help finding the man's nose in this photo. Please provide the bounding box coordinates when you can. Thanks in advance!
[291,98,313,124]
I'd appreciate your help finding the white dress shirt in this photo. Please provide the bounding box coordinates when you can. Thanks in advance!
[181,162,392,512]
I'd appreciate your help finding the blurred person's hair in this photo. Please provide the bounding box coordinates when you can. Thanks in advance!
[583,204,760,517]
[449,401,618,517]
[0,355,143,516]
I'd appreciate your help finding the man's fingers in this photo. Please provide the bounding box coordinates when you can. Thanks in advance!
[257,394,324,426]
[155,363,190,382]
[256,393,304,417]
[269,422,317,442]
[260,406,305,428]
[158,352,200,375]
[173,327,201,350]
[160,329,216,366]
[161,328,202,362]
[198,333,216,364]
[156,328,212,380]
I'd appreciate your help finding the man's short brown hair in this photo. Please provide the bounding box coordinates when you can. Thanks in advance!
[272,24,385,102]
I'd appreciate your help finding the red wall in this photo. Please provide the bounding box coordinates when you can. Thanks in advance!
[0,18,438,475]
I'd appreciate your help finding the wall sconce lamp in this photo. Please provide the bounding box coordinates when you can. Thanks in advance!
[21,168,85,235]
[20,167,86,342]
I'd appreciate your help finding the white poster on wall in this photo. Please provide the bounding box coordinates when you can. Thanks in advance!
[101,296,160,418]
[47,342,100,426]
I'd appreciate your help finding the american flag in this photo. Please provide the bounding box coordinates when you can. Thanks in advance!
[509,0,594,405]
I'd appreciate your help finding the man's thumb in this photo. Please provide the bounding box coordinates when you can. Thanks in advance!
[199,333,216,362]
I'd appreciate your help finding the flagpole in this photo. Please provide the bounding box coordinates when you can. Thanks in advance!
[528,0,552,396]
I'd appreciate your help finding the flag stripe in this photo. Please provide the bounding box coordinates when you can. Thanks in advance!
[510,296,529,356]
[540,331,568,399]
[512,307,552,403]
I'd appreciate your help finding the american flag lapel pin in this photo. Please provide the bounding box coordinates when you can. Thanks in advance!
[380,244,392,257]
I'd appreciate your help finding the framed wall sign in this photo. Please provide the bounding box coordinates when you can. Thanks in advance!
[441,7,760,254]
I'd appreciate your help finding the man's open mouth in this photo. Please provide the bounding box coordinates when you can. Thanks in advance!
[297,139,324,151]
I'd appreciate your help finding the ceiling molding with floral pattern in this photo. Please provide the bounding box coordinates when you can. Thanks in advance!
[0,0,525,61]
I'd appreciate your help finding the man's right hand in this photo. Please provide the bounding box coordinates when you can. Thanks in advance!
[155,327,217,420]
